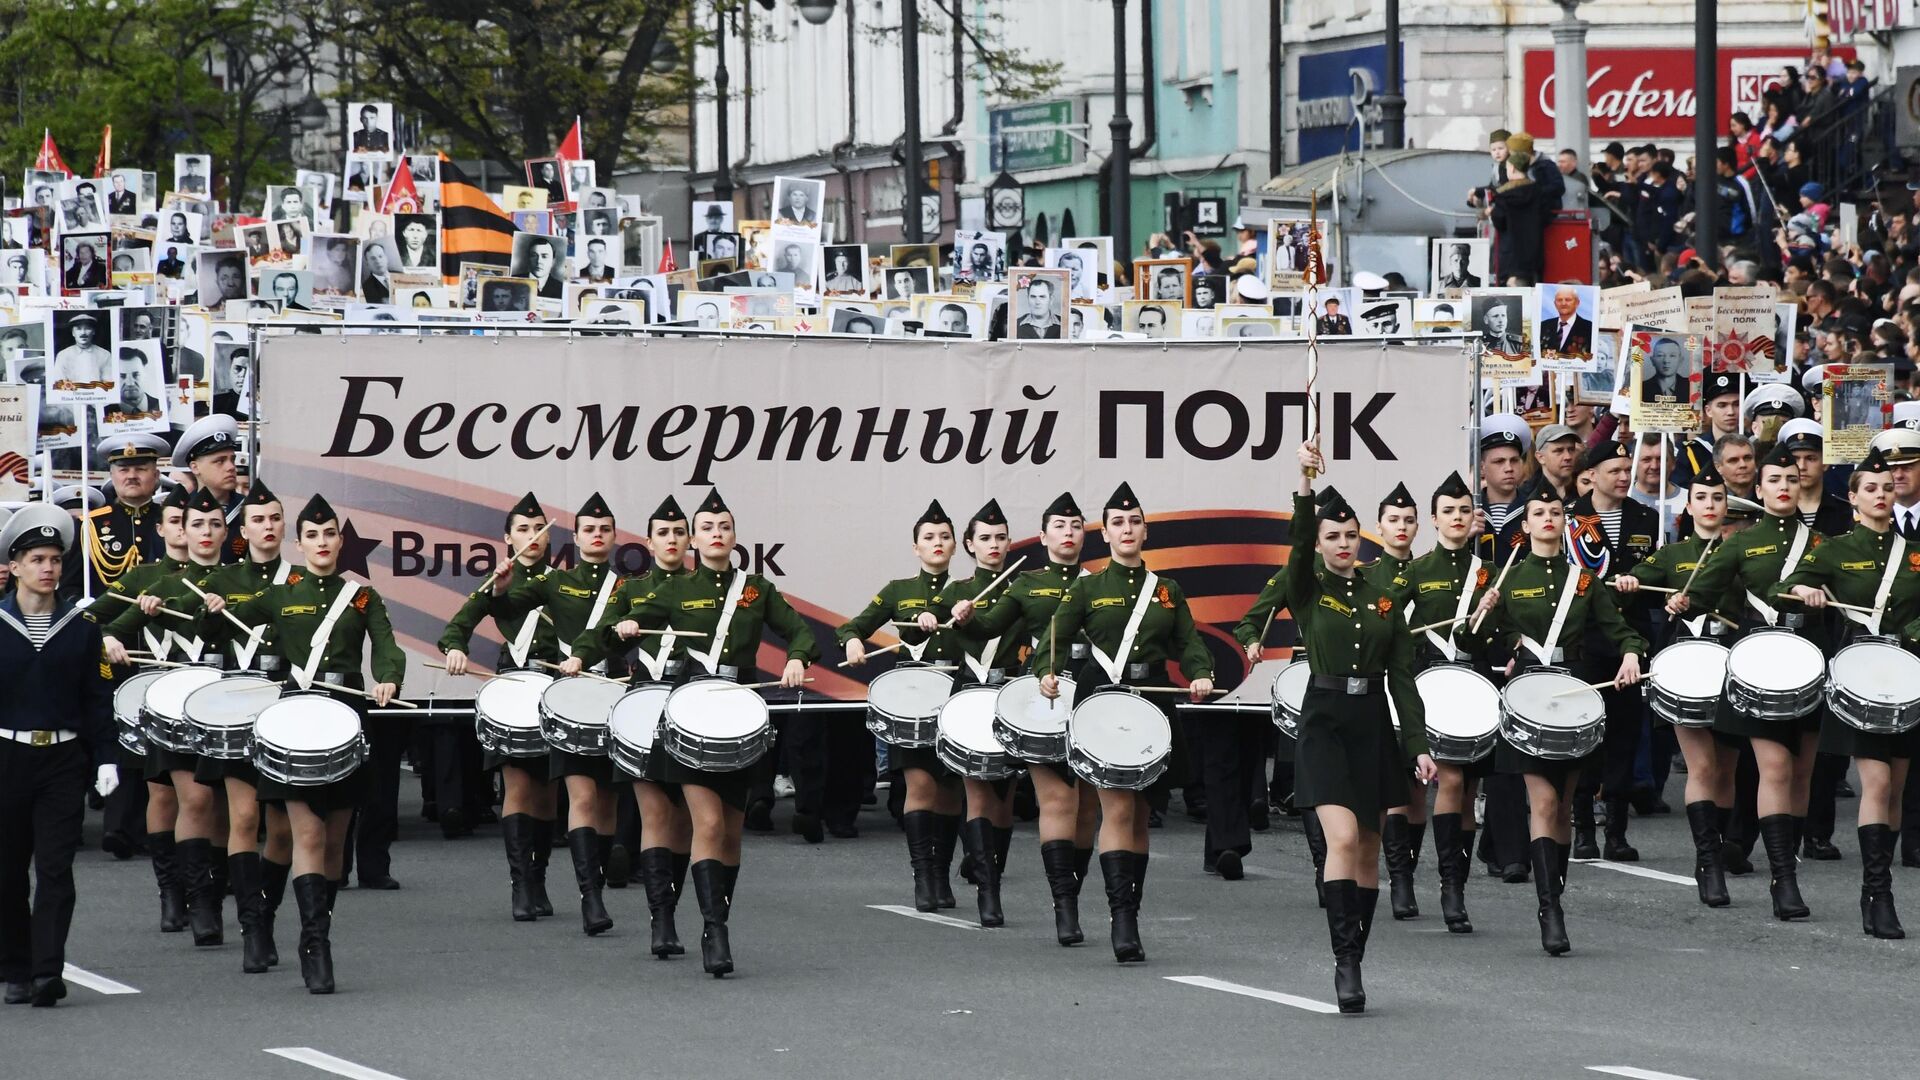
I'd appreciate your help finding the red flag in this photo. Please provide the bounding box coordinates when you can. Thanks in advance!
[35,130,72,177]
[555,117,584,162]
[658,237,677,274]
[381,154,422,213]
[92,125,112,178]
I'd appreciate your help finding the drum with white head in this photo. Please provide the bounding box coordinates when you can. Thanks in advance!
[864,665,954,747]
[608,684,672,778]
[1067,689,1173,790]
[991,674,1074,761]
[936,686,1017,780]
[1416,663,1501,762]
[252,692,365,785]
[474,670,553,757]
[1268,660,1311,739]
[1499,669,1606,760]
[140,665,224,754]
[113,670,167,755]
[184,673,278,759]
[1724,627,1825,720]
[661,678,774,771]
[539,677,625,755]
[1645,638,1730,727]
[1827,638,1920,734]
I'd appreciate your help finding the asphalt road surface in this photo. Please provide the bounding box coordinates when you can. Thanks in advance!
[12,779,1918,1080]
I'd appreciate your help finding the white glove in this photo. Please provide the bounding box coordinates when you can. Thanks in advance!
[94,764,120,797]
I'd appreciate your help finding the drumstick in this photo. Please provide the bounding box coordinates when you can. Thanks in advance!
[718,678,817,691]
[466,521,555,599]
[102,591,193,622]
[532,659,626,685]
[1048,615,1057,711]
[1131,686,1227,697]
[1676,538,1716,597]
[1775,590,1879,615]
[179,577,263,638]
[890,619,950,629]
[1633,586,1682,594]
[313,681,420,709]
[1467,544,1525,633]
[1408,615,1469,634]
[420,660,501,681]
[838,640,908,667]
[623,627,706,637]
[128,656,200,669]
[966,555,1027,605]
[1550,679,1620,698]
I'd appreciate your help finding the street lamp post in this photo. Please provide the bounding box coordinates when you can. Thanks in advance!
[714,4,733,201]
[1694,0,1718,268]
[1551,2,1589,162]
[1379,0,1405,149]
[902,0,928,242]
[1110,0,1133,260]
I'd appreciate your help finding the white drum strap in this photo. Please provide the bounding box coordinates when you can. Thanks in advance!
[141,625,173,662]
[293,580,361,691]
[961,635,1005,684]
[1090,571,1158,684]
[232,561,293,670]
[1521,566,1582,667]
[1745,523,1810,625]
[505,609,542,668]
[692,571,747,673]
[633,633,676,681]
[1422,553,1480,662]
[555,569,621,671]
[1841,534,1906,636]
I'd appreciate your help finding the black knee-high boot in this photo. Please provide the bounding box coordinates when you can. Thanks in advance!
[1431,813,1472,932]
[567,828,613,935]
[992,825,1013,876]
[261,858,289,967]
[526,818,555,917]
[1684,801,1730,907]
[902,811,938,912]
[961,818,1003,927]
[177,838,224,946]
[1040,840,1082,945]
[1531,837,1569,956]
[638,847,685,957]
[1383,813,1419,919]
[1100,851,1143,962]
[1760,814,1809,920]
[930,813,961,909]
[291,874,334,994]
[1603,796,1639,861]
[691,859,736,976]
[150,830,187,933]
[1302,809,1328,908]
[502,814,535,922]
[1860,824,1905,939]
[1324,879,1365,1013]
[1571,798,1600,860]
[230,852,271,974]
[596,832,620,893]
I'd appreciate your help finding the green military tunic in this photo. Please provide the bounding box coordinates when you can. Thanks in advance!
[571,564,690,675]
[192,555,293,667]
[1283,493,1427,826]
[440,559,559,670]
[1681,512,1826,741]
[1627,534,1741,639]
[966,561,1086,671]
[1362,552,1414,598]
[1782,524,1920,761]
[1032,561,1213,688]
[102,556,222,778]
[99,556,187,774]
[492,558,619,667]
[835,569,962,665]
[933,565,1025,679]
[1232,572,1290,649]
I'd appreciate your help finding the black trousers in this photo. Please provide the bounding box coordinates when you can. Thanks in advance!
[348,718,409,881]
[0,740,89,983]
[1478,772,1530,866]
[101,750,148,844]
[1192,712,1266,859]
[1902,764,1920,862]
[782,710,868,827]
[1729,743,1760,857]
[1805,751,1847,843]
[416,719,487,818]
[1588,680,1646,801]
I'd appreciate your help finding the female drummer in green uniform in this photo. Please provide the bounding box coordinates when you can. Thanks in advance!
[951,492,1103,945]
[204,495,406,994]
[573,495,697,959]
[1782,448,1920,939]
[1366,482,1428,922]
[836,501,966,913]
[1612,464,1742,909]
[1284,443,1435,1013]
[491,492,622,937]
[1677,442,1825,919]
[438,492,559,924]
[565,488,815,977]
[1034,482,1215,964]
[1464,481,1644,959]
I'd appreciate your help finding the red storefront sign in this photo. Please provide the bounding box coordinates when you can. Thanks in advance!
[1523,46,1856,140]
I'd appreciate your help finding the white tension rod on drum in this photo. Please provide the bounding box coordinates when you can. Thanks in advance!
[1468,544,1526,634]
[180,577,264,639]
[532,659,627,685]
[101,591,193,622]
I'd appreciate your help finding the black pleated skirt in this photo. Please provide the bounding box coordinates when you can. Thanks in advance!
[1292,684,1402,833]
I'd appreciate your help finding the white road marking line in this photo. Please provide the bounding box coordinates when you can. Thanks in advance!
[1164,975,1341,1015]
[1586,1066,1703,1080]
[1572,860,1695,886]
[265,1048,410,1080]
[60,964,139,995]
[867,904,986,930]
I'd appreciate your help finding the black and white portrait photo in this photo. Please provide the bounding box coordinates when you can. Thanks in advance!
[407,157,439,185]
[106,169,142,215]
[197,250,248,306]
[769,238,816,284]
[478,277,536,314]
[348,101,395,155]
[509,233,568,299]
[267,185,313,229]
[102,340,165,427]
[1637,334,1694,403]
[310,235,360,296]
[1361,298,1411,336]
[885,265,932,300]
[1,248,47,289]
[255,269,315,311]
[161,209,202,246]
[820,244,868,295]
[1469,291,1530,358]
[174,154,211,196]
[772,176,825,228]
[692,200,735,243]
[48,310,117,400]
[696,230,741,264]
[1431,238,1489,292]
[577,236,617,283]
[1124,300,1177,340]
[359,236,400,303]
[887,243,939,271]
[342,154,389,200]
[564,160,596,202]
[526,158,566,204]
[829,305,883,336]
[1191,274,1226,311]
[394,213,438,272]
[24,168,63,209]
[1059,237,1112,297]
[61,233,110,290]
[1011,269,1068,340]
[950,230,1006,286]
[916,298,984,339]
[58,179,106,232]
[1046,247,1098,300]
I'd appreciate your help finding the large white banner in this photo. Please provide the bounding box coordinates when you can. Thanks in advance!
[259,336,1473,694]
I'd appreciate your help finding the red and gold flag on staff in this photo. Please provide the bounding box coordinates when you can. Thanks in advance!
[658,237,677,274]
[35,129,72,177]
[555,117,584,162]
[437,154,515,285]
[1303,192,1324,289]
[92,125,112,178]
[381,154,421,213]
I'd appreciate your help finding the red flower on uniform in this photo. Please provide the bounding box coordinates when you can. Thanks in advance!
[1155,584,1173,609]
[1576,572,1593,596]
[1908,552,1920,572]
[1475,567,1490,589]
[1375,597,1393,617]
[286,571,303,586]
[740,584,760,607]
[351,591,370,613]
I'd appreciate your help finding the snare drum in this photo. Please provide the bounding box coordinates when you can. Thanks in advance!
[475,671,553,757]
[991,674,1074,761]
[1268,660,1311,739]
[1499,669,1606,761]
[1067,689,1173,791]
[936,686,1017,780]
[1725,627,1825,720]
[608,684,671,778]
[539,677,625,755]
[113,670,166,755]
[865,666,954,747]
[184,674,277,759]
[252,693,366,786]
[661,679,774,771]
[1827,639,1920,734]
[140,666,224,754]
[1415,664,1501,763]
[1645,638,1730,728]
